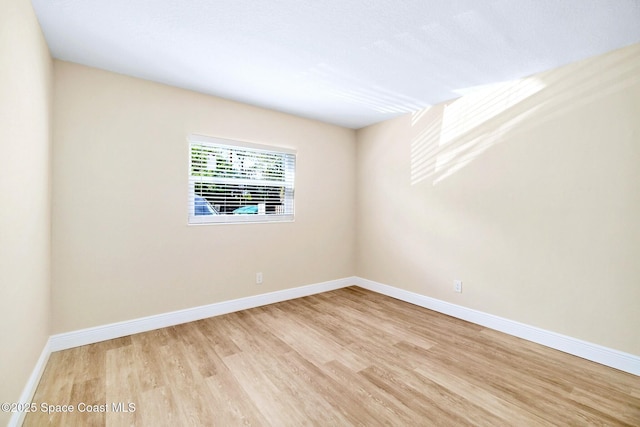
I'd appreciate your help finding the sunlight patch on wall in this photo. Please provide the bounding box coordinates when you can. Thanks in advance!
[410,106,432,126]
[410,76,545,185]
[440,78,545,146]
[410,44,640,186]
[410,110,443,185]
[432,106,541,184]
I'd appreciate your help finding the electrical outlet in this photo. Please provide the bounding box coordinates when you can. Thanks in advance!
[256,272,263,284]
[454,279,462,293]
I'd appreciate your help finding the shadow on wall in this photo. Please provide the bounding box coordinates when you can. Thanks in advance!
[410,46,640,186]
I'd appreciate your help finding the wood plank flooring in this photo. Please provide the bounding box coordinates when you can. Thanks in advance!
[24,287,640,426]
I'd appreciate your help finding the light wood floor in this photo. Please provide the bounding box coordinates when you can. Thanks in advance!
[24,287,639,426]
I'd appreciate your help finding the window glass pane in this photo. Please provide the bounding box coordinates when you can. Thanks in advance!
[189,136,295,224]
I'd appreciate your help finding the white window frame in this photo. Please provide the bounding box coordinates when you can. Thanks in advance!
[188,134,296,225]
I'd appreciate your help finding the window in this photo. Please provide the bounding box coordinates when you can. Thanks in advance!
[188,134,295,224]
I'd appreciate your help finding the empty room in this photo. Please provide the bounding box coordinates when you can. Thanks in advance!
[2,0,639,425]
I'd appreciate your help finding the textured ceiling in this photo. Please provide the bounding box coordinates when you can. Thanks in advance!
[31,0,640,129]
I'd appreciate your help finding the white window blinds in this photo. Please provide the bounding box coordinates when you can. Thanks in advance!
[188,135,295,224]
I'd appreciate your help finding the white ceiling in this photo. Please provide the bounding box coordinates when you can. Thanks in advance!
[31,0,640,129]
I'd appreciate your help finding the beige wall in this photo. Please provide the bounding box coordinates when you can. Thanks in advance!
[356,44,640,355]
[52,61,356,333]
[0,0,52,422]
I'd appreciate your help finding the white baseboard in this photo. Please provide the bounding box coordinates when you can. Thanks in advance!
[354,277,640,376]
[50,277,355,352]
[14,275,636,427]
[8,338,52,427]
[44,275,639,377]
[11,274,638,427]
